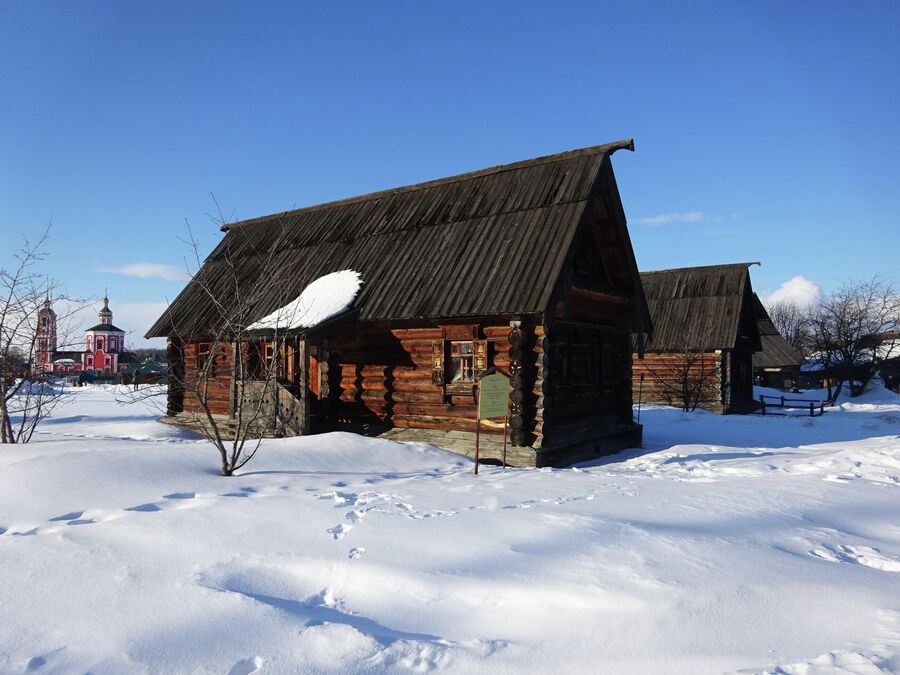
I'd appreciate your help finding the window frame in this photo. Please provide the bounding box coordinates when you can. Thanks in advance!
[450,340,475,384]
[196,342,216,377]
[431,331,488,396]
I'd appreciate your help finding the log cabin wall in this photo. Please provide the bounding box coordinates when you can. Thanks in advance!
[631,350,725,412]
[724,346,755,411]
[181,339,234,416]
[326,319,540,438]
[541,322,634,433]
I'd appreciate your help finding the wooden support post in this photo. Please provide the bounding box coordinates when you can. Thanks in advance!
[299,337,310,435]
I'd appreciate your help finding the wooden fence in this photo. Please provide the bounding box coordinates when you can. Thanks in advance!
[758,394,827,417]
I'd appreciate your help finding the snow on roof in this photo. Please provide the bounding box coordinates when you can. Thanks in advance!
[247,270,362,332]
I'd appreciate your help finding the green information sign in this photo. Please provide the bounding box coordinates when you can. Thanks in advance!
[478,372,509,419]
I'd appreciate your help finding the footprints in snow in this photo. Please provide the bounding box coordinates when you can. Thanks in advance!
[163,492,197,500]
[318,482,619,547]
[318,488,466,542]
[810,543,900,572]
[0,487,269,539]
[226,656,263,675]
[48,511,86,522]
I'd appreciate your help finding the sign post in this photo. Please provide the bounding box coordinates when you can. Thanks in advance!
[474,370,510,474]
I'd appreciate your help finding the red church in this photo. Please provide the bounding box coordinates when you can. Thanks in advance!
[36,293,132,375]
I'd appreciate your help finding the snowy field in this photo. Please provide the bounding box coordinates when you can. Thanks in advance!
[1,386,898,675]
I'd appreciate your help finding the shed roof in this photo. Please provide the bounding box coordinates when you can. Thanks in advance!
[639,263,759,351]
[147,140,641,338]
[751,293,805,368]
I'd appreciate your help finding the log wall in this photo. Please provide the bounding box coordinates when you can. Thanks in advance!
[540,323,634,434]
[181,340,234,416]
[329,322,536,437]
[631,350,724,412]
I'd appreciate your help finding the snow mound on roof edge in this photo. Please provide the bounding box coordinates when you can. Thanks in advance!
[247,270,362,331]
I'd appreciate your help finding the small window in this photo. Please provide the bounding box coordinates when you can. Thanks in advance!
[601,342,614,385]
[572,344,592,385]
[197,342,215,376]
[96,337,104,351]
[450,341,474,382]
[573,231,608,281]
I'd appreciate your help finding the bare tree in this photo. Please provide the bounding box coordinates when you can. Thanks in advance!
[0,226,81,443]
[130,207,315,476]
[808,277,900,399]
[644,327,719,412]
[767,299,812,356]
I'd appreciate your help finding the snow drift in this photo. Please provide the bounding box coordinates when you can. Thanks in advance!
[0,385,897,674]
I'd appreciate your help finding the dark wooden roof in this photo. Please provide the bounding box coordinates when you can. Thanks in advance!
[639,263,761,351]
[751,293,805,368]
[84,323,126,333]
[147,140,639,338]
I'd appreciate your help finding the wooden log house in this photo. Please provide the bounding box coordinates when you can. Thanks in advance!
[751,293,806,389]
[632,264,761,413]
[146,140,651,467]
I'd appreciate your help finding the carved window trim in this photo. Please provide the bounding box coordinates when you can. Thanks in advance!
[431,325,488,396]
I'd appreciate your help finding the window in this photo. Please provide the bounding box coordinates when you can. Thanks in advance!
[96,337,104,351]
[451,341,474,382]
[572,344,592,385]
[431,337,488,390]
[573,231,608,281]
[601,341,614,385]
[197,342,214,376]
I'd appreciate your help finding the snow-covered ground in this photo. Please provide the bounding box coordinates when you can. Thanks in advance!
[1,386,898,674]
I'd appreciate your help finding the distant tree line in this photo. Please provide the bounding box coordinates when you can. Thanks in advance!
[767,277,899,399]
[129,347,166,362]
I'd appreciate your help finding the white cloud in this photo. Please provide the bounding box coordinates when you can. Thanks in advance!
[114,302,170,349]
[632,211,705,226]
[765,276,822,308]
[100,263,189,282]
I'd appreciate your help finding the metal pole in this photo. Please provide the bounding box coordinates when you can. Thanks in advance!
[474,415,480,475]
[636,373,644,423]
[502,413,508,469]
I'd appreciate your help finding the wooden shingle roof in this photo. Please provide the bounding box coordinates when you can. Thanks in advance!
[639,263,760,351]
[147,140,639,338]
[751,294,805,369]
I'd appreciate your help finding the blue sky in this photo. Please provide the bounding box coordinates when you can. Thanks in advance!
[1,1,898,347]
